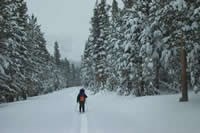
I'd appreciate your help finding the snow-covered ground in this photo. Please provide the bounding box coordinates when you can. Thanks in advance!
[0,87,200,133]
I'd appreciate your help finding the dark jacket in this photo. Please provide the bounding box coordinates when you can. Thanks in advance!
[77,89,87,103]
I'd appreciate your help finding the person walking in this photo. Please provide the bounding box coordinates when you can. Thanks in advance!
[77,88,87,113]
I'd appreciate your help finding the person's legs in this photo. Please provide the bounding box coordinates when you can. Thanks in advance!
[80,102,85,112]
[82,102,85,112]
[79,103,81,112]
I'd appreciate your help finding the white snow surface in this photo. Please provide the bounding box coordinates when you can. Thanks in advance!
[0,87,200,133]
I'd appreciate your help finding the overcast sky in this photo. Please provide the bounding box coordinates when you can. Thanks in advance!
[26,0,123,62]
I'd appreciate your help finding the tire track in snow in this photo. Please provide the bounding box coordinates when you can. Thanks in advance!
[69,112,80,133]
[80,114,88,133]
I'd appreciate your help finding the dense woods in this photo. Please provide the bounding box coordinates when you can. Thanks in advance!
[81,0,200,100]
[0,0,80,103]
[1,0,199,103]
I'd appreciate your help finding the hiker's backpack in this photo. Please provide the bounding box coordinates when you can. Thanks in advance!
[80,95,85,102]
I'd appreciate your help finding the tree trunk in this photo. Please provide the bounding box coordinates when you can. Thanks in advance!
[155,59,160,90]
[139,56,144,96]
[179,41,188,102]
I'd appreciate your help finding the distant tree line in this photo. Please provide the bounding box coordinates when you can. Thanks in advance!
[0,0,80,103]
[81,0,200,101]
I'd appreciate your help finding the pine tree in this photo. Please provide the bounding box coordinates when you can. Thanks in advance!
[0,0,13,102]
[71,64,76,86]
[93,0,110,89]
[81,39,95,89]
[104,0,120,91]
[186,1,200,95]
[54,41,61,66]
[60,58,70,87]
[122,0,134,8]
[111,0,119,20]
[1,0,29,101]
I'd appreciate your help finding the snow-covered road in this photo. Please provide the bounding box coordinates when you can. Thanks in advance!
[0,87,200,133]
